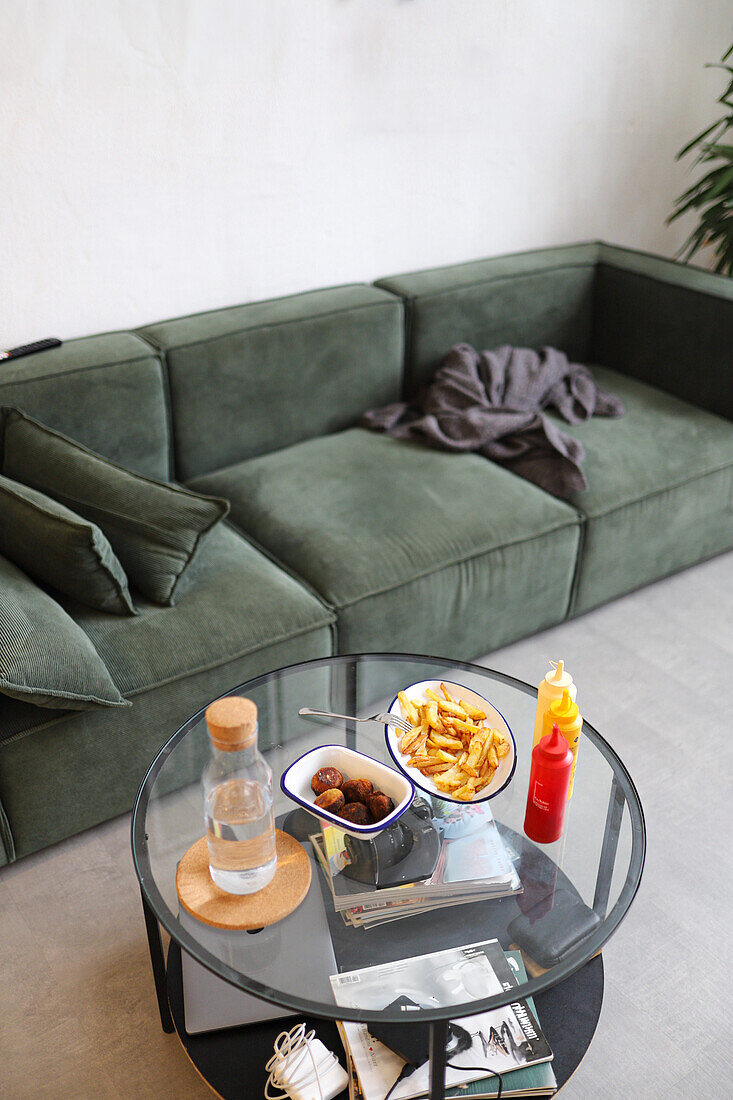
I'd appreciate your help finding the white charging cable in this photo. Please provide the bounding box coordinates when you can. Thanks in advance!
[265,1022,349,1100]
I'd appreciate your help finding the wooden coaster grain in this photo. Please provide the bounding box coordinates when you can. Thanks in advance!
[176,830,312,931]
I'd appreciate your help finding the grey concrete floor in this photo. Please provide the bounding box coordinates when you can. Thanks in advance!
[1,552,731,1099]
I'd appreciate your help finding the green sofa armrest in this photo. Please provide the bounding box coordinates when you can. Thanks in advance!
[593,243,733,420]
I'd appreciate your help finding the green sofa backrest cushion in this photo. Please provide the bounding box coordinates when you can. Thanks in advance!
[376,243,599,398]
[0,474,135,615]
[138,284,404,481]
[0,553,129,710]
[0,332,170,480]
[2,409,229,607]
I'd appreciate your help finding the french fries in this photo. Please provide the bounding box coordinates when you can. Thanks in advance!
[398,691,420,727]
[394,687,511,801]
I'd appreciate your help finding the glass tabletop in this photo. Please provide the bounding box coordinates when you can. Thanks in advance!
[132,654,645,1025]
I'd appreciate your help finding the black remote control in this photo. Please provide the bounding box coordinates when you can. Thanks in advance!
[0,338,62,361]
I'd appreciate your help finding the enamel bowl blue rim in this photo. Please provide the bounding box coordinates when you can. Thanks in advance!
[384,680,517,804]
[280,743,415,836]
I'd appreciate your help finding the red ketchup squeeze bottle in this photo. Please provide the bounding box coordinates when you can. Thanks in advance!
[523,723,573,844]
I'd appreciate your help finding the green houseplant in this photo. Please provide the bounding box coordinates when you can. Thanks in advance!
[670,45,733,275]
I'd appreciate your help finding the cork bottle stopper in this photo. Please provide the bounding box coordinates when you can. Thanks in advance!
[205,696,258,751]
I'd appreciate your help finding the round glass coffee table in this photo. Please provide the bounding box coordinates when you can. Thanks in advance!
[132,654,645,1099]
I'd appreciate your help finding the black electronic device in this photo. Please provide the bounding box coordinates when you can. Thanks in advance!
[367,996,431,1065]
[508,886,601,969]
[0,338,62,361]
[341,801,441,889]
[368,997,476,1068]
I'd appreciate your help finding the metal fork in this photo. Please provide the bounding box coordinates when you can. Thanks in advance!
[298,707,412,733]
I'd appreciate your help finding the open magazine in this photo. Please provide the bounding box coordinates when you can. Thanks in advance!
[336,951,556,1099]
[331,939,552,1100]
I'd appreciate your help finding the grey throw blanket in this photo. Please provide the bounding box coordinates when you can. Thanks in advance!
[362,344,625,498]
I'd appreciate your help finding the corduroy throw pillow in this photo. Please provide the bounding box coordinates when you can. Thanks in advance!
[0,474,136,615]
[0,554,129,709]
[2,408,230,606]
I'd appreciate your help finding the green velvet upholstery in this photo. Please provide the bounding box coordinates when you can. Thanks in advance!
[190,429,581,658]
[376,243,599,398]
[0,332,170,479]
[557,367,733,614]
[0,475,135,615]
[137,285,404,481]
[0,523,334,859]
[2,409,229,606]
[2,243,732,866]
[0,630,333,861]
[593,243,733,422]
[0,523,333,741]
[376,243,733,619]
[74,523,333,697]
[0,553,128,712]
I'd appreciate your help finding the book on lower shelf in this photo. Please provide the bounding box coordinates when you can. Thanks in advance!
[331,940,555,1100]
[311,796,521,928]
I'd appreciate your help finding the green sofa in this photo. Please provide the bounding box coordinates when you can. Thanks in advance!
[1,241,732,865]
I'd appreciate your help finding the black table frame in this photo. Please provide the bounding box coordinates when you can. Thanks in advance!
[133,654,645,1099]
[161,937,604,1099]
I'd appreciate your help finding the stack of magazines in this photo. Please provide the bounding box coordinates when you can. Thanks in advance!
[331,938,556,1099]
[310,797,521,928]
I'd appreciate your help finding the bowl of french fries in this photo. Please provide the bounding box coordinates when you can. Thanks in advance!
[385,680,516,803]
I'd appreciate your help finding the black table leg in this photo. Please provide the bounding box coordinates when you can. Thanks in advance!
[344,659,358,752]
[592,776,624,918]
[428,1019,448,1100]
[140,885,174,1033]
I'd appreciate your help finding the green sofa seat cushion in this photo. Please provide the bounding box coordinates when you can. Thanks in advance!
[64,523,335,701]
[0,626,333,863]
[0,523,334,859]
[190,429,581,658]
[0,475,135,615]
[2,408,229,606]
[560,367,733,614]
[0,554,128,711]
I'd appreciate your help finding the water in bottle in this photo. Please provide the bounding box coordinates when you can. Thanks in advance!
[202,696,277,895]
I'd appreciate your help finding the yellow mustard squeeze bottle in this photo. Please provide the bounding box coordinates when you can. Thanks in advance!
[543,688,583,799]
[532,660,577,750]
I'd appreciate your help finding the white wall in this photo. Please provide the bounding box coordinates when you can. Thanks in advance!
[1,0,730,346]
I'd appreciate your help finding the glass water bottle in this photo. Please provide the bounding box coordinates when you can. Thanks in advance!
[202,696,277,895]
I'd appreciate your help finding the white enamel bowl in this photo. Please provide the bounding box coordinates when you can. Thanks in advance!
[280,744,415,838]
[384,679,516,804]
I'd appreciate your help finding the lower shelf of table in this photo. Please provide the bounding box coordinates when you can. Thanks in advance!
[165,941,604,1099]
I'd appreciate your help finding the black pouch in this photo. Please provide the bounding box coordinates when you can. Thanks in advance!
[367,996,431,1065]
[508,886,601,969]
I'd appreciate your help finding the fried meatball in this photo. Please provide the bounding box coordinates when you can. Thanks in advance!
[338,802,373,826]
[367,791,395,822]
[341,778,373,805]
[311,767,344,796]
[314,788,345,813]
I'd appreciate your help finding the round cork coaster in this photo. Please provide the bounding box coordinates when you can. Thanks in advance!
[175,830,312,931]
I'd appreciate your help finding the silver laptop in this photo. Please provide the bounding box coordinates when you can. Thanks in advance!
[180,875,337,1034]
